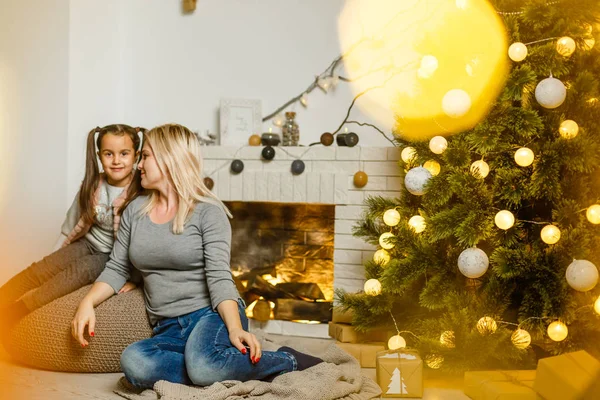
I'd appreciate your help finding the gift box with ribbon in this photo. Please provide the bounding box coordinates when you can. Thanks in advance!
[376,349,423,398]
[336,341,386,368]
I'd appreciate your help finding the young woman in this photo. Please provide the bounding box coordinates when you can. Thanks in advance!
[0,124,144,328]
[71,123,323,389]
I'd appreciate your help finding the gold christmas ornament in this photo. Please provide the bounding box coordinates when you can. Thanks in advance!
[476,316,498,335]
[594,296,600,315]
[388,334,407,350]
[425,354,444,369]
[508,42,528,62]
[440,330,456,349]
[541,225,561,245]
[383,209,401,227]
[495,210,515,230]
[559,120,579,139]
[379,232,395,250]
[514,147,534,167]
[364,279,382,296]
[182,0,197,13]
[373,249,391,266]
[408,215,426,233]
[248,134,262,146]
[586,205,600,224]
[511,329,532,349]
[470,160,490,179]
[556,36,576,57]
[547,321,568,342]
[353,171,369,188]
[429,136,448,154]
[423,160,441,176]
[401,147,417,163]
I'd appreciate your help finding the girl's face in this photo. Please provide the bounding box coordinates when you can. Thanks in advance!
[98,133,138,187]
[138,143,165,190]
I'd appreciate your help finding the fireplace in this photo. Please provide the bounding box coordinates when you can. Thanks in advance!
[201,145,402,337]
[225,201,334,323]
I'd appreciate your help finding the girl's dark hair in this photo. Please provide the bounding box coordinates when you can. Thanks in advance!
[78,124,146,225]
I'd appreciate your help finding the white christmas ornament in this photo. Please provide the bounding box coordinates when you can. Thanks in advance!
[470,160,490,179]
[429,136,448,154]
[495,210,515,230]
[535,76,567,109]
[508,42,528,62]
[565,259,599,292]
[442,89,472,118]
[383,209,401,226]
[404,167,432,196]
[458,247,489,278]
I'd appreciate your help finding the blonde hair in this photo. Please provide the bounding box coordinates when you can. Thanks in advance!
[141,123,231,234]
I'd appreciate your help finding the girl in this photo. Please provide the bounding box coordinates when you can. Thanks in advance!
[72,124,323,389]
[0,124,144,329]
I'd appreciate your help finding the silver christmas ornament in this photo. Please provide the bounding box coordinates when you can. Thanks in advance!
[566,259,599,292]
[404,167,432,196]
[458,247,489,279]
[535,76,566,109]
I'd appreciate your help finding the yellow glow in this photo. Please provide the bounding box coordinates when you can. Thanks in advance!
[383,209,401,226]
[291,320,321,324]
[408,215,426,233]
[511,329,531,349]
[388,334,406,350]
[440,330,456,348]
[514,147,534,167]
[338,0,509,141]
[425,354,444,369]
[541,225,561,245]
[364,278,382,296]
[423,160,441,176]
[470,160,489,179]
[559,120,579,139]
[556,36,576,57]
[401,146,417,163]
[584,37,596,51]
[476,316,498,335]
[587,205,600,224]
[429,136,448,154]
[379,232,395,249]
[547,321,568,342]
[594,296,600,315]
[495,210,515,230]
[508,42,527,62]
[442,89,472,118]
[374,249,391,266]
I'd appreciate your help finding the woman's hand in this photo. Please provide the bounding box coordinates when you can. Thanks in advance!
[118,281,137,294]
[71,299,96,347]
[229,328,262,363]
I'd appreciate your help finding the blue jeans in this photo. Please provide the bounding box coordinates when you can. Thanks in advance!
[120,300,297,389]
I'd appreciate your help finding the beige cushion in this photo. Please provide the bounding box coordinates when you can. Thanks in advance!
[3,285,152,372]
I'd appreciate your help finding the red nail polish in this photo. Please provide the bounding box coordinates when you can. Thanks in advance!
[81,344,85,347]
[241,348,247,355]
[90,332,95,337]
[256,357,261,363]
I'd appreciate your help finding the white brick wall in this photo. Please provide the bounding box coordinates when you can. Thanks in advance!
[201,145,401,302]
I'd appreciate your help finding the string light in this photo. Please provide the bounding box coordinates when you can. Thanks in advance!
[408,215,426,233]
[401,147,417,163]
[388,334,406,350]
[547,321,568,342]
[495,210,515,230]
[440,331,456,348]
[559,120,579,139]
[373,249,391,266]
[423,160,441,176]
[364,279,382,296]
[514,148,534,167]
[511,329,532,349]
[594,296,600,315]
[477,317,498,335]
[586,205,600,224]
[429,136,448,154]
[383,209,401,226]
[470,160,490,179]
[540,224,561,244]
[508,42,528,62]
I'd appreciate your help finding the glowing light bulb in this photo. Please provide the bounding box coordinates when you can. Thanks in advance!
[514,148,534,167]
[364,279,382,296]
[470,160,490,179]
[556,36,576,57]
[379,232,395,250]
[440,331,456,348]
[594,296,600,315]
[383,209,401,227]
[408,215,426,233]
[374,249,391,266]
[541,225,561,244]
[429,136,448,154]
[423,160,441,176]
[559,120,579,139]
[547,321,568,342]
[442,89,471,118]
[508,42,528,62]
[477,317,497,335]
[401,147,417,163]
[587,205,600,224]
[495,210,515,230]
[388,334,406,350]
[511,329,531,349]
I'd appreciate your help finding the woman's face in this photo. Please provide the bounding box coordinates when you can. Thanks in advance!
[138,143,165,189]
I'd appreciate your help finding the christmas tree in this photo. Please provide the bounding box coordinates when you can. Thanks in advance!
[338,0,600,372]
[387,367,408,395]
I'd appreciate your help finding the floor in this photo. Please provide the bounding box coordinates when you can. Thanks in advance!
[0,335,470,400]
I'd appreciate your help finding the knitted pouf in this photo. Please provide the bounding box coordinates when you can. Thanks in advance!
[3,285,152,372]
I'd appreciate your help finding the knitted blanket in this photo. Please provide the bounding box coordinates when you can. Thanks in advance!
[114,340,381,400]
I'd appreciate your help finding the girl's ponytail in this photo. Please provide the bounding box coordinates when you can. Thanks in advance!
[78,127,102,225]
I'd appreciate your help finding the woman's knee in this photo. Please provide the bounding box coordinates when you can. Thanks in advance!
[120,343,157,385]
[185,351,232,386]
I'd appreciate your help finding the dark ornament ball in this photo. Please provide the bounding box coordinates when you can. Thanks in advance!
[345,132,359,147]
[291,159,305,175]
[320,132,334,146]
[203,177,214,191]
[231,159,244,174]
[262,145,275,160]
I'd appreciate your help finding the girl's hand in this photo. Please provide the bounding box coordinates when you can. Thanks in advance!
[118,281,137,294]
[229,328,262,363]
[71,300,96,347]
